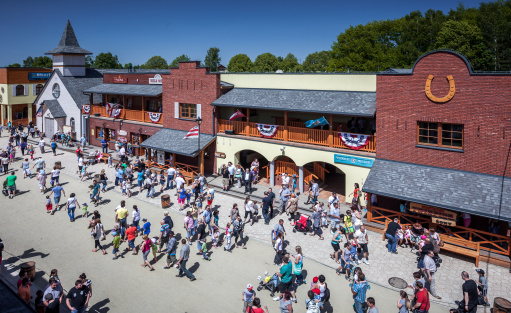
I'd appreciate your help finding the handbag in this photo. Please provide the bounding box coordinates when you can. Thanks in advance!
[292,261,302,275]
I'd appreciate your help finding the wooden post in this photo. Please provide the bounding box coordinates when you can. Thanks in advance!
[245,108,250,136]
[141,96,145,122]
[283,111,288,141]
[366,193,373,222]
[200,150,205,175]
[172,153,176,167]
[122,95,126,119]
[328,114,334,147]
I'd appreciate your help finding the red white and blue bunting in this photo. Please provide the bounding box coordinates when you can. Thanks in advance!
[106,103,122,118]
[82,105,91,114]
[339,132,371,150]
[256,124,279,138]
[148,112,162,123]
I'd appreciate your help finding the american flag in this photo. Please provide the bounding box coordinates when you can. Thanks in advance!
[229,110,246,121]
[183,126,199,139]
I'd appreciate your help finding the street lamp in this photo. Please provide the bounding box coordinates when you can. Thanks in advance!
[196,117,202,174]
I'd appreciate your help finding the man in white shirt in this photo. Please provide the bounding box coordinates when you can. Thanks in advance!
[166,166,176,190]
[328,192,339,210]
[422,250,441,299]
[78,156,84,177]
[281,173,290,187]
[227,162,235,187]
[354,226,370,265]
[38,138,46,154]
[175,174,185,191]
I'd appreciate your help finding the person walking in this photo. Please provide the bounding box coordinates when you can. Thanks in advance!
[460,271,478,313]
[385,218,400,254]
[242,284,256,313]
[280,291,293,313]
[139,234,154,270]
[37,170,47,194]
[38,137,46,154]
[290,246,304,285]
[6,171,17,199]
[48,183,65,213]
[242,168,253,193]
[273,256,296,302]
[412,281,430,313]
[64,193,81,222]
[50,140,57,156]
[17,277,31,304]
[397,290,412,313]
[278,185,291,215]
[310,207,324,239]
[233,215,246,249]
[261,191,272,224]
[176,239,196,281]
[354,226,370,265]
[91,219,107,255]
[90,180,101,207]
[162,231,178,269]
[366,297,379,313]
[422,250,441,299]
[351,273,369,313]
[66,280,90,313]
[51,166,60,186]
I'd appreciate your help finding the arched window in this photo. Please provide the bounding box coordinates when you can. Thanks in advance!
[36,84,44,95]
[70,118,76,133]
[15,85,24,96]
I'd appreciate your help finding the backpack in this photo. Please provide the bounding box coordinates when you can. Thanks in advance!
[162,226,170,238]
[166,216,174,229]
[306,299,320,313]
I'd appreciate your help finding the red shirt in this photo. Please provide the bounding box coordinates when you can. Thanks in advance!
[126,227,137,241]
[247,307,264,313]
[416,288,430,311]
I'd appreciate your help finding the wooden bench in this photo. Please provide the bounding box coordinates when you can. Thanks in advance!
[439,234,480,266]
[100,153,110,164]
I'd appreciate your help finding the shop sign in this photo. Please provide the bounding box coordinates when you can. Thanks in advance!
[113,75,127,84]
[410,202,457,220]
[334,154,374,168]
[149,74,162,85]
[28,72,51,80]
[431,217,456,226]
[118,137,127,143]
[118,130,127,136]
[215,152,226,159]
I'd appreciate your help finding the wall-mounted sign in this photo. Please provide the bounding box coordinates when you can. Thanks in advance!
[334,154,374,168]
[410,202,457,220]
[118,130,127,136]
[215,152,226,159]
[118,137,127,143]
[149,74,162,85]
[28,73,51,80]
[431,217,456,226]
[113,75,127,84]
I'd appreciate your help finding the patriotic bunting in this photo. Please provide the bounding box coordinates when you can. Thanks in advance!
[82,105,91,114]
[339,132,371,150]
[148,112,161,123]
[256,124,279,138]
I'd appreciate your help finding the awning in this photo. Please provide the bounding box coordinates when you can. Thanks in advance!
[211,88,376,116]
[140,128,216,157]
[83,84,162,97]
[44,100,66,118]
[362,159,511,222]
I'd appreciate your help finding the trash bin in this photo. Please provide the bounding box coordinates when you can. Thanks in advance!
[20,261,36,281]
[54,161,61,169]
[161,194,171,208]
[494,297,511,313]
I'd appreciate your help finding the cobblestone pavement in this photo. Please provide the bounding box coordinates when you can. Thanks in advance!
[2,135,507,311]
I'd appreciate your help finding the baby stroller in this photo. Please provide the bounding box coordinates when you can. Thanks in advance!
[292,214,311,234]
[257,273,279,297]
[2,180,18,197]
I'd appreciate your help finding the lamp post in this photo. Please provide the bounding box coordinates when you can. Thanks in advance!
[196,117,202,174]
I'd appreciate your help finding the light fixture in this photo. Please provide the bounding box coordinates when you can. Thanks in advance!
[196,117,202,125]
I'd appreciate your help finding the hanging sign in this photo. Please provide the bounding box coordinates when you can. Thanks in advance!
[334,154,374,168]
[149,74,162,85]
[339,132,370,150]
[118,137,127,143]
[431,217,456,226]
[256,124,279,138]
[112,75,127,83]
[215,152,226,159]
[118,130,127,136]
[410,202,457,220]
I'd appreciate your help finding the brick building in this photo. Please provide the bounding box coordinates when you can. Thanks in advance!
[363,51,511,261]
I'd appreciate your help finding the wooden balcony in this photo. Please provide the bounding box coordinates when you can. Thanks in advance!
[86,105,163,124]
[218,119,376,153]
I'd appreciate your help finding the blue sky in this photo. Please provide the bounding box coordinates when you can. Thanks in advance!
[1,0,487,67]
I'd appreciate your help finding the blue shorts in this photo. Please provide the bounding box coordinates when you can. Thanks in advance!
[138,180,143,187]
[128,239,135,249]
[54,196,61,204]
[112,248,119,254]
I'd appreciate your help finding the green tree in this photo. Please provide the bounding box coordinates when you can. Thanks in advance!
[170,54,191,67]
[280,53,299,72]
[94,52,122,69]
[124,63,133,69]
[85,56,94,68]
[204,47,221,72]
[253,52,279,72]
[8,63,21,67]
[227,54,253,72]
[303,51,330,72]
[477,0,511,70]
[32,56,52,68]
[143,56,168,69]
[436,20,492,70]
[23,56,34,67]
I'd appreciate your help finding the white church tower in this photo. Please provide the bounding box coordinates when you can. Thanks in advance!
[45,20,92,77]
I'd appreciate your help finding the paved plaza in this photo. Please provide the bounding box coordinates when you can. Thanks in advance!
[0,135,506,312]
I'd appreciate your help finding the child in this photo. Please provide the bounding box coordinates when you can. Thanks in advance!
[196,193,203,209]
[404,226,412,247]
[201,238,211,260]
[121,178,129,197]
[159,170,165,193]
[206,188,214,206]
[350,239,360,265]
[112,230,123,260]
[213,210,219,227]
[320,204,328,228]
[418,235,426,249]
[82,203,89,219]
[396,225,405,247]
[80,164,89,181]
[141,218,151,236]
[107,155,112,168]
[475,269,490,305]
[28,144,34,160]
[224,223,232,252]
[186,189,192,205]
[46,196,52,213]
[211,226,220,248]
[151,237,158,263]
[191,204,199,229]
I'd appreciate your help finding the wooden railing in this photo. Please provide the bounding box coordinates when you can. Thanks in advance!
[313,162,330,182]
[265,161,318,186]
[86,105,162,124]
[5,118,29,126]
[218,119,376,153]
[369,206,511,257]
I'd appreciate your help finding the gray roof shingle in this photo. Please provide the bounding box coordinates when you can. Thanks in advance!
[83,84,162,97]
[140,128,216,157]
[362,159,511,222]
[44,100,66,118]
[55,69,103,109]
[45,20,92,55]
[211,88,376,116]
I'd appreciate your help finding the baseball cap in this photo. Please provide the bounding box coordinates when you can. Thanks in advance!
[142,218,147,221]
[476,269,485,275]
[312,276,318,283]
[247,284,253,290]
[112,231,118,236]
[82,203,87,206]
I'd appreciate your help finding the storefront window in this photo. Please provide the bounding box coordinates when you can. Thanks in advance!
[108,129,116,140]
[131,133,140,145]
[96,127,104,139]
[126,98,133,109]
[418,122,463,149]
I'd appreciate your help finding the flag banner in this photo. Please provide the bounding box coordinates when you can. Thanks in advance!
[36,106,43,117]
[339,132,371,150]
[106,103,122,118]
[305,116,329,128]
[229,110,246,121]
[184,126,199,139]
[82,105,91,114]
[148,112,161,123]
[256,124,279,138]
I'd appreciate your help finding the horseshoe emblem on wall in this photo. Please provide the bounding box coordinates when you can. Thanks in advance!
[425,75,455,103]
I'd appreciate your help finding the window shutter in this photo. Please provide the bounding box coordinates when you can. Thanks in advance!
[196,103,202,118]
[12,85,16,97]
[24,85,29,95]
[32,85,36,95]
[174,102,179,118]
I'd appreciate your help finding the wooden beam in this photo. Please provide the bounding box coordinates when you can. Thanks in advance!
[122,95,126,119]
[328,114,333,147]
[283,111,288,141]
[245,108,250,136]
[141,96,145,122]
[200,150,205,175]
[172,153,176,167]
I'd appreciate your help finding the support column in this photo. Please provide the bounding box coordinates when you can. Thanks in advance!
[328,114,333,147]
[299,166,304,194]
[172,153,176,167]
[141,96,145,122]
[1,105,5,125]
[245,108,250,135]
[200,150,205,175]
[283,111,288,141]
[122,95,126,119]
[27,103,32,123]
[366,192,372,222]
[269,161,275,187]
[7,105,12,123]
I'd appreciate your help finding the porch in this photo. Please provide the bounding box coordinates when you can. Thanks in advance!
[87,104,164,124]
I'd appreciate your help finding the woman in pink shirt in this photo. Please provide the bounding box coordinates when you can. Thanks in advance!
[139,235,154,271]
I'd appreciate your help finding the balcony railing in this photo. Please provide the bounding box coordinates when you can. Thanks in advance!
[218,119,376,153]
[86,105,163,124]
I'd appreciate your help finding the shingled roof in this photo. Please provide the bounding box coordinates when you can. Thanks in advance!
[45,20,92,55]
[83,84,162,97]
[44,100,66,118]
[362,159,511,222]
[140,128,216,157]
[211,88,376,116]
[55,69,103,108]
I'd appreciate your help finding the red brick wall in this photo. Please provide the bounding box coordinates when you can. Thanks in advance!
[376,51,511,177]
[0,68,52,84]
[162,62,221,134]
[103,73,163,85]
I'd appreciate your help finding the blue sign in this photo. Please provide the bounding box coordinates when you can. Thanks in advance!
[28,72,51,80]
[334,154,374,168]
